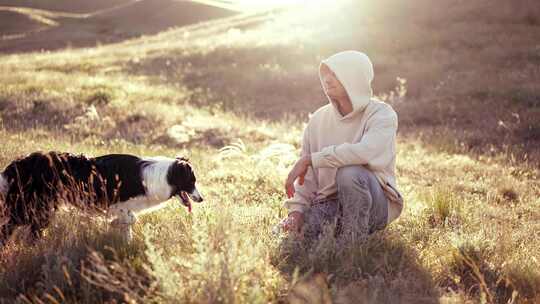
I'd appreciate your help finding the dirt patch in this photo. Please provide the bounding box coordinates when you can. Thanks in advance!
[0,98,82,132]
[106,112,164,144]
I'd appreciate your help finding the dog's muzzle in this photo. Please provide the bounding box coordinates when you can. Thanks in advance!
[188,187,203,203]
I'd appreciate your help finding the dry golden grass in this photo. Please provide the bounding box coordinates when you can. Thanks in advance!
[0,0,539,303]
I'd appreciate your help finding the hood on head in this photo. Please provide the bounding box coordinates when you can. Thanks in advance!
[320,51,374,118]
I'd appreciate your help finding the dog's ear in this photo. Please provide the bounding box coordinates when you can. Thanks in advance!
[175,156,189,163]
[174,157,194,174]
[167,158,195,194]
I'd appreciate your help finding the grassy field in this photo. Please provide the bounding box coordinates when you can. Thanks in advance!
[0,0,539,303]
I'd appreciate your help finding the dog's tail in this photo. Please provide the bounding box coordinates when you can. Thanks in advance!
[0,172,7,232]
[0,173,8,198]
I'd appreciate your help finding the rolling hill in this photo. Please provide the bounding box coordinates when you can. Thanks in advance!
[0,0,236,53]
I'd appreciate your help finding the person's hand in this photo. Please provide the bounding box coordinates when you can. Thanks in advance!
[282,211,304,233]
[285,155,312,199]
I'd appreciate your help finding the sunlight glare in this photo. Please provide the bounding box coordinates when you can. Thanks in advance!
[234,0,336,12]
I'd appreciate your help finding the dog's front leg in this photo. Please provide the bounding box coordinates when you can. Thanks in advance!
[108,196,161,242]
[109,207,137,242]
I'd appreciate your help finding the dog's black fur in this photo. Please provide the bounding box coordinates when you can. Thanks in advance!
[0,151,198,244]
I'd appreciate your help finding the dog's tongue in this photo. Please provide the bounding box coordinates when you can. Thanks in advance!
[180,192,192,213]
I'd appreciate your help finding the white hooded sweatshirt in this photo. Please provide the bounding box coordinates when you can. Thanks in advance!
[284,51,403,223]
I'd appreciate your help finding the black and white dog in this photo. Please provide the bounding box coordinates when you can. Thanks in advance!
[0,151,203,244]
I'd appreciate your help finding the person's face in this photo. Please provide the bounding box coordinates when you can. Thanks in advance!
[320,63,352,114]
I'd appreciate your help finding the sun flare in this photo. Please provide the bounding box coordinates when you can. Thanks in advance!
[236,0,334,10]
[194,0,338,12]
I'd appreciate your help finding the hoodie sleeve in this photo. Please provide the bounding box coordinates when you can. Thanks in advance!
[311,109,397,171]
[284,124,318,214]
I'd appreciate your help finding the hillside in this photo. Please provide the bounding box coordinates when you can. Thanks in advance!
[0,0,131,13]
[0,0,539,303]
[0,0,236,53]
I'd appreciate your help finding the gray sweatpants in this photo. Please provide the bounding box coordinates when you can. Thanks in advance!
[303,166,389,244]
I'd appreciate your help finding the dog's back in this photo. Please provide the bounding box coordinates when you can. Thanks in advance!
[1,152,147,207]
[0,151,98,241]
[93,154,146,202]
[3,151,98,206]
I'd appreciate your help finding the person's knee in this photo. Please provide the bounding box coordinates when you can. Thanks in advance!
[336,165,372,189]
[303,203,337,234]
[304,204,330,226]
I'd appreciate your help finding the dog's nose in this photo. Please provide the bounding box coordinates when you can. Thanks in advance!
[189,188,204,203]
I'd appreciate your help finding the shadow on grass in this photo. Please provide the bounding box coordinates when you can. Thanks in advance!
[126,45,324,120]
[272,229,439,304]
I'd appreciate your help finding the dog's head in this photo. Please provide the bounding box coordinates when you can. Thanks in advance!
[167,157,203,210]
